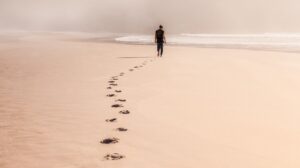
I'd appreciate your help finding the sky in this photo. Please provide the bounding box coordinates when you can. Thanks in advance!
[0,0,300,34]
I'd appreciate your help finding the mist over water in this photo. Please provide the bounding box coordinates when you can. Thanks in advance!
[1,0,300,34]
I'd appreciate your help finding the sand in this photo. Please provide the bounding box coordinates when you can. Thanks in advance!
[1,32,300,168]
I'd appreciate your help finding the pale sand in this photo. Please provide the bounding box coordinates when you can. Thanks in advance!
[1,33,300,168]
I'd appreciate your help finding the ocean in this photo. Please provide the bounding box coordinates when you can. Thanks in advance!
[115,33,300,52]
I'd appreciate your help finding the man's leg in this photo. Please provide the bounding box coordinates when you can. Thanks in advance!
[157,43,160,56]
[160,43,163,56]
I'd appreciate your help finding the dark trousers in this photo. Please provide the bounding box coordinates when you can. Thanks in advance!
[157,43,164,56]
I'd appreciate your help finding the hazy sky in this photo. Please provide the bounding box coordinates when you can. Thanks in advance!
[0,0,300,34]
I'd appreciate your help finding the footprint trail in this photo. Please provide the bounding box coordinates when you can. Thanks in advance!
[102,59,156,161]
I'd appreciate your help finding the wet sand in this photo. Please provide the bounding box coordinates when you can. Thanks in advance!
[1,32,300,168]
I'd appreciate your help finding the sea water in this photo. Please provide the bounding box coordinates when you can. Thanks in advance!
[115,33,300,52]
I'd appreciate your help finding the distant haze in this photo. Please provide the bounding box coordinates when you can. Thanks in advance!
[0,0,300,34]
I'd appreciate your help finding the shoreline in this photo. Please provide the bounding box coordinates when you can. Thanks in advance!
[2,31,300,54]
[113,41,300,54]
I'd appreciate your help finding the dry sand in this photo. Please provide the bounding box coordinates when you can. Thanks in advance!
[1,32,300,168]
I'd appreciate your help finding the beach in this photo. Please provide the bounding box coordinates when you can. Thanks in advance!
[1,32,300,168]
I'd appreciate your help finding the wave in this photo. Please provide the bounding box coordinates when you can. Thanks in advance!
[115,33,300,52]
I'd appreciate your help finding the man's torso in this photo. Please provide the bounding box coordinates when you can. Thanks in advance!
[156,29,164,43]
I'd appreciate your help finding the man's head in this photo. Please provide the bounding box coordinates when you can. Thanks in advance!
[159,25,163,29]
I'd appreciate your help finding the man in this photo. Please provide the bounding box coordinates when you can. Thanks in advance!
[155,25,166,57]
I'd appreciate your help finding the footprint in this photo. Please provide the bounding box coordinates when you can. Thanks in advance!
[129,69,134,71]
[119,110,130,114]
[107,87,112,90]
[115,90,122,93]
[105,118,117,122]
[134,66,139,68]
[111,104,123,108]
[107,94,116,97]
[108,81,115,83]
[104,153,125,160]
[116,99,126,102]
[116,127,128,132]
[110,83,118,86]
[119,73,125,76]
[100,138,119,144]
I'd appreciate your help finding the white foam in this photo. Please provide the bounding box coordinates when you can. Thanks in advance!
[115,33,300,52]
[115,35,153,44]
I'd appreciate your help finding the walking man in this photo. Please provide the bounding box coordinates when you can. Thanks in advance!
[155,25,166,57]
